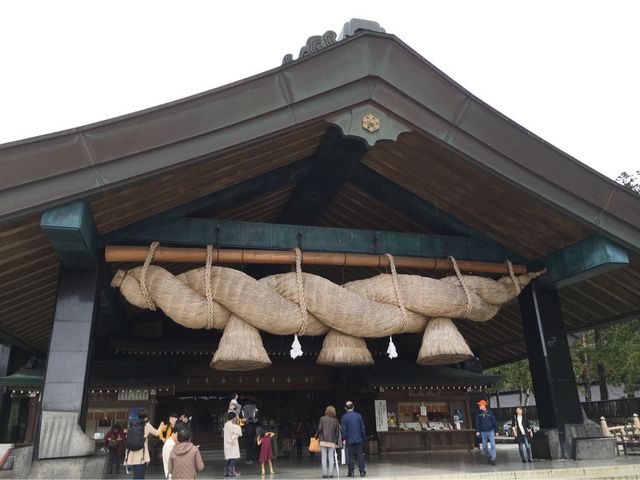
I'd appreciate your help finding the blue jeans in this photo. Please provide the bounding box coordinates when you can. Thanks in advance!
[132,463,146,479]
[480,431,496,461]
[346,442,365,475]
[321,446,336,476]
[517,435,532,461]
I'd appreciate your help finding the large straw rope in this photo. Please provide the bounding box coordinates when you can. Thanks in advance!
[112,253,544,339]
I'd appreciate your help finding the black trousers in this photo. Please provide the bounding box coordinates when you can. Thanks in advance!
[246,437,258,461]
[107,450,123,474]
[296,439,303,458]
[347,442,365,475]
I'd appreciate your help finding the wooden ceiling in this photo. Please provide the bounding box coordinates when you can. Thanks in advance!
[1,126,639,370]
[363,132,593,259]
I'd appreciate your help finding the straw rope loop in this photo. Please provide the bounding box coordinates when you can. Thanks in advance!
[205,245,216,329]
[140,241,160,311]
[293,247,309,336]
[385,253,408,334]
[449,256,472,319]
[506,260,522,296]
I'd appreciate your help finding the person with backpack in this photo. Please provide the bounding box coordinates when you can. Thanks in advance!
[125,408,165,479]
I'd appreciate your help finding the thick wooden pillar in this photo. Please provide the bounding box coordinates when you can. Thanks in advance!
[0,343,11,442]
[519,283,583,458]
[38,266,99,459]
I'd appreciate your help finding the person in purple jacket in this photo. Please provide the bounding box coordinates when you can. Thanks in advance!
[341,401,366,478]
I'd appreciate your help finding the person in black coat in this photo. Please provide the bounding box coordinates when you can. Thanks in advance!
[511,406,533,463]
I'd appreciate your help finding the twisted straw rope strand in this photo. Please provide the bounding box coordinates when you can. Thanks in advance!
[385,253,409,334]
[449,256,472,319]
[294,248,309,336]
[139,241,160,310]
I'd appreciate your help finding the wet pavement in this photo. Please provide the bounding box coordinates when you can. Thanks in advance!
[108,444,640,479]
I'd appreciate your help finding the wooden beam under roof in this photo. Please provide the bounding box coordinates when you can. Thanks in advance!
[111,217,519,264]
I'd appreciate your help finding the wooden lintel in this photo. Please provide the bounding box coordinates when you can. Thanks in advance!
[105,245,526,274]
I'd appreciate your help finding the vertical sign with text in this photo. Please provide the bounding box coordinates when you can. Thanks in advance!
[374,399,388,432]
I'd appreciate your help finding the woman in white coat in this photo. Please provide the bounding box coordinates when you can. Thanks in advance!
[223,412,242,478]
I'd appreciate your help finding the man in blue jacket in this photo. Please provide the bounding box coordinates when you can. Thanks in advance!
[341,401,366,477]
[475,399,499,465]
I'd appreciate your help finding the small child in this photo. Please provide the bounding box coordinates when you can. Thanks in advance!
[257,431,276,476]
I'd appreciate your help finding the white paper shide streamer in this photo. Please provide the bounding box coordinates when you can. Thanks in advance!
[290,334,303,359]
[387,336,398,359]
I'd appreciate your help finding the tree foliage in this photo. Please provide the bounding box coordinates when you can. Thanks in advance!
[615,170,640,193]
[486,171,640,399]
[572,321,640,397]
[486,359,533,405]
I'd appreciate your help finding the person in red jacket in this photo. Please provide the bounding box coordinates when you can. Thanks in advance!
[105,423,126,474]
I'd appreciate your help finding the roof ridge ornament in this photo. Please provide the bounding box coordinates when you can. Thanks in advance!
[281,19,386,65]
[282,30,337,65]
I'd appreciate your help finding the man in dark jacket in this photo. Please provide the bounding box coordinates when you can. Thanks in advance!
[341,401,366,478]
[475,399,499,465]
[243,417,258,464]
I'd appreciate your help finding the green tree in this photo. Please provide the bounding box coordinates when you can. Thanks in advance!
[486,359,533,405]
[615,170,640,193]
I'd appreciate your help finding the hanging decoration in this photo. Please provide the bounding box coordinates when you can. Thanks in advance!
[111,242,544,370]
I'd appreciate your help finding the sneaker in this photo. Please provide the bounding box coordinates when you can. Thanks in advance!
[522,460,527,463]
[528,459,533,463]
[360,472,366,477]
[490,459,496,466]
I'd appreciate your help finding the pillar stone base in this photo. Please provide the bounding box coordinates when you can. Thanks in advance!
[38,411,94,459]
[531,428,562,460]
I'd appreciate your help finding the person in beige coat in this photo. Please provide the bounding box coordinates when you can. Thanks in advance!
[223,412,242,477]
[125,408,165,479]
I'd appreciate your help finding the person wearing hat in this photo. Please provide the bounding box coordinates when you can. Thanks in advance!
[475,399,499,465]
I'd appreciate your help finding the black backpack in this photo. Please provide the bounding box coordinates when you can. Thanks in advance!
[125,420,146,451]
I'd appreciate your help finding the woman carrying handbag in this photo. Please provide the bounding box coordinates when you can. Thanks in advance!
[316,406,341,479]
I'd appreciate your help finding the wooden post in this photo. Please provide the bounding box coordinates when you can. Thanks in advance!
[104,245,526,274]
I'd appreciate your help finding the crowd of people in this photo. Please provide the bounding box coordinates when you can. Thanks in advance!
[106,395,532,478]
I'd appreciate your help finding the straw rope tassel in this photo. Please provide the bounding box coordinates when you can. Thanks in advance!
[385,253,407,359]
[290,247,307,359]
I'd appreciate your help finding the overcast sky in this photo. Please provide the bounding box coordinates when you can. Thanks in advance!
[1,1,638,180]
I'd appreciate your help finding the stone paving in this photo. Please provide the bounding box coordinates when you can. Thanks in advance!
[107,444,640,479]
